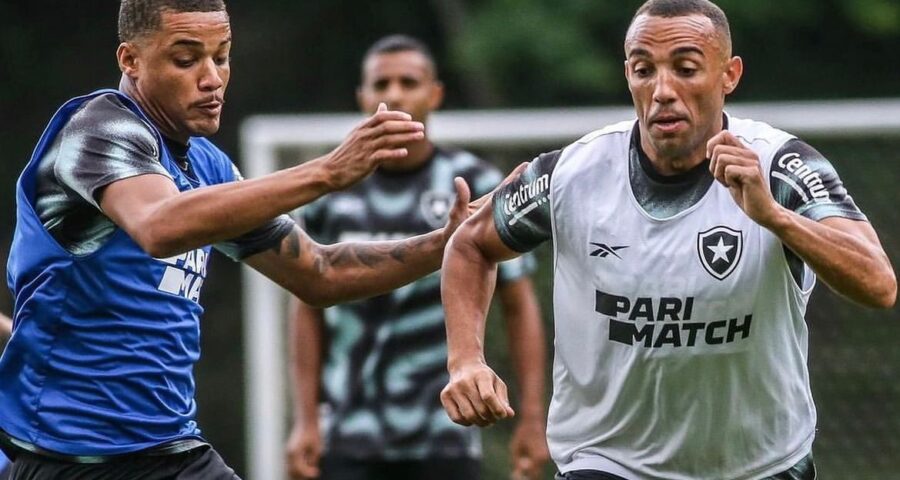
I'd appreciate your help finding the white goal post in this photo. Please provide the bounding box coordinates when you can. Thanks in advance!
[239,99,900,480]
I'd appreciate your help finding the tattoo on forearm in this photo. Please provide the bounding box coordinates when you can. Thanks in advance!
[271,228,302,258]
[324,234,436,269]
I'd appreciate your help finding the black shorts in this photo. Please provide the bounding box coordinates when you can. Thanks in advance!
[8,445,240,480]
[555,452,816,480]
[320,455,481,480]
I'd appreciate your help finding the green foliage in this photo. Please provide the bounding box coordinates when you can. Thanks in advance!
[448,0,900,105]
[453,0,630,106]
[838,0,900,35]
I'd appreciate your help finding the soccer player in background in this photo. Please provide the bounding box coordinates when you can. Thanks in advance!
[285,35,550,480]
[0,1,488,478]
[438,0,897,479]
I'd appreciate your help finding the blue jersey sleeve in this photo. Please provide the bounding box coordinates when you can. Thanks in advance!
[53,94,168,209]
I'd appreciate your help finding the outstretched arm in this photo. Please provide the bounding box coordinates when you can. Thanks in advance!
[244,178,472,307]
[440,197,521,427]
[708,131,896,308]
[441,154,556,428]
[101,105,424,258]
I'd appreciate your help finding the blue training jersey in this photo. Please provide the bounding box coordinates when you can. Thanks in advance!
[0,90,236,456]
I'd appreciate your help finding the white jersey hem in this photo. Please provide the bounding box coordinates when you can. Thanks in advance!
[559,433,814,480]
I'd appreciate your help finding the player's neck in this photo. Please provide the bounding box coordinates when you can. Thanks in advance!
[644,144,707,175]
[641,116,724,175]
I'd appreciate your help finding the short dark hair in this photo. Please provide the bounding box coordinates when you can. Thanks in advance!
[362,34,437,76]
[118,0,227,42]
[631,0,731,51]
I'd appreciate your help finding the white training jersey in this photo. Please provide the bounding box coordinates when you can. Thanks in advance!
[546,117,814,479]
[492,114,865,478]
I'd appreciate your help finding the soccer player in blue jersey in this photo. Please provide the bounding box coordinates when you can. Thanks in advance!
[285,35,550,480]
[0,2,488,479]
[438,1,896,479]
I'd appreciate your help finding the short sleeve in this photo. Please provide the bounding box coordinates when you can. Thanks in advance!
[769,138,866,222]
[53,94,170,209]
[492,150,561,253]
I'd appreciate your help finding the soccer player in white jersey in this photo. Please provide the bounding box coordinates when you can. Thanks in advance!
[438,0,897,479]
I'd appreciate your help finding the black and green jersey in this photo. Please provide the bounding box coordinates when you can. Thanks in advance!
[302,147,535,460]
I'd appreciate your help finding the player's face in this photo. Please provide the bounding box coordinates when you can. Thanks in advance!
[120,10,231,142]
[357,51,443,125]
[624,14,742,168]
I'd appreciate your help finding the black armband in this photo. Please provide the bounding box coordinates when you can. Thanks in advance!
[769,138,866,222]
[492,150,561,252]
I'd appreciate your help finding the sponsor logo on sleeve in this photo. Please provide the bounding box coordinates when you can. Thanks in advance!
[502,174,550,226]
[772,152,830,203]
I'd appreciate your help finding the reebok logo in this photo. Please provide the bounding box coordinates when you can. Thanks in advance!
[590,243,628,259]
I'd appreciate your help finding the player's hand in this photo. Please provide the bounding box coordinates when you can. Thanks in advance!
[285,422,322,479]
[442,176,473,245]
[509,418,550,480]
[441,360,515,427]
[707,131,782,228]
[443,162,530,244]
[323,102,425,190]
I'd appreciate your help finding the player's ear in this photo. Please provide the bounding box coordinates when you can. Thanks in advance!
[117,42,140,78]
[722,56,743,95]
[428,80,445,111]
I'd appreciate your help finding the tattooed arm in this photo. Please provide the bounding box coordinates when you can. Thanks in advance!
[243,178,472,307]
[244,225,448,307]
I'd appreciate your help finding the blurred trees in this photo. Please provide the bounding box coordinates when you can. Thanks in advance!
[449,0,900,106]
[1,0,898,174]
